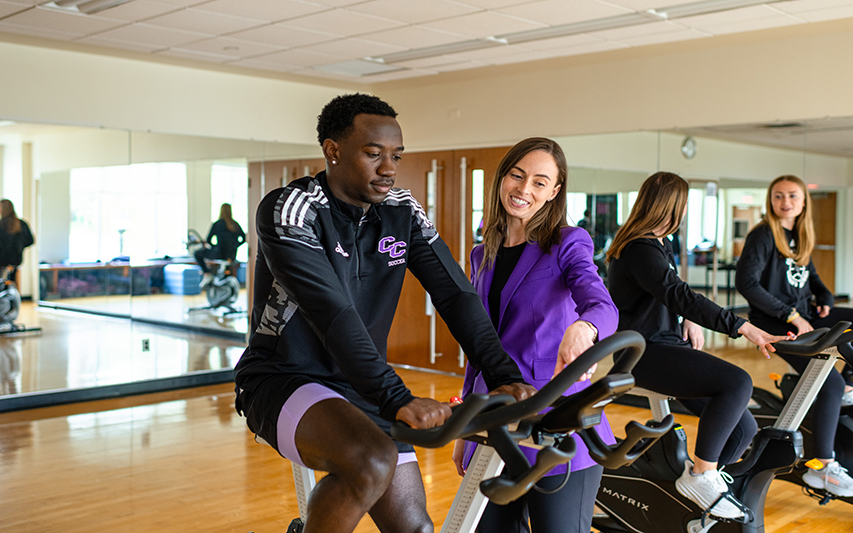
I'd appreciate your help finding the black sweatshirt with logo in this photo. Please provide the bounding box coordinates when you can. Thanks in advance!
[735,223,832,326]
[235,173,524,422]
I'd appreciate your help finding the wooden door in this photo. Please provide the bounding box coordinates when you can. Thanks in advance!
[811,191,836,294]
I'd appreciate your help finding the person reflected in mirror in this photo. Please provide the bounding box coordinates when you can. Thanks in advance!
[0,199,34,286]
[452,138,618,533]
[606,172,785,520]
[233,93,535,533]
[735,174,853,497]
[194,203,245,286]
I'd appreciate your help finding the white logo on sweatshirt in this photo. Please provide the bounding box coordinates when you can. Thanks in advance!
[334,242,350,258]
[785,258,809,289]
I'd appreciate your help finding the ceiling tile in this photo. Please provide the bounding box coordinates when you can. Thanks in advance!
[676,5,801,34]
[249,47,344,67]
[77,34,165,52]
[3,6,127,35]
[282,8,406,36]
[194,0,328,22]
[176,36,282,57]
[156,46,233,62]
[347,0,480,24]
[84,1,183,22]
[363,67,438,82]
[0,2,28,18]
[422,10,546,39]
[230,56,301,72]
[489,40,628,64]
[144,7,263,34]
[774,0,853,22]
[356,24,469,48]
[0,0,42,4]
[88,22,208,47]
[148,0,214,6]
[597,0,697,10]
[498,0,630,26]
[593,19,694,40]
[602,24,709,47]
[519,32,604,51]
[299,37,406,58]
[0,20,80,40]
[454,0,539,8]
[306,0,376,6]
[431,59,489,72]
[228,22,340,48]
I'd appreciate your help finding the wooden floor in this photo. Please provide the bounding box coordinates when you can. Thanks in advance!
[2,361,853,532]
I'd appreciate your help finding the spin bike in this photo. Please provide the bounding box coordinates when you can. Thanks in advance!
[0,266,40,335]
[592,321,853,533]
[188,259,243,316]
[750,331,853,506]
[282,331,674,533]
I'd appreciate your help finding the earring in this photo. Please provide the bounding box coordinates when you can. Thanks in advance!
[331,160,337,165]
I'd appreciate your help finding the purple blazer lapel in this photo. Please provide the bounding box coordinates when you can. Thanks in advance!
[497,243,544,333]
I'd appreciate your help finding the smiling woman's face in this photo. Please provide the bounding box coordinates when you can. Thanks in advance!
[499,150,561,228]
[770,179,805,228]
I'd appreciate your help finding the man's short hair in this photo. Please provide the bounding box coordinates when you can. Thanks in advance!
[317,93,398,146]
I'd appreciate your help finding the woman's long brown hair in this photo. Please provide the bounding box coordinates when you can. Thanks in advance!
[606,172,689,262]
[755,175,814,266]
[219,203,238,233]
[479,137,568,272]
[0,199,21,234]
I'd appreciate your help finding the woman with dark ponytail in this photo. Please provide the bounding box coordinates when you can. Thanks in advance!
[0,199,34,284]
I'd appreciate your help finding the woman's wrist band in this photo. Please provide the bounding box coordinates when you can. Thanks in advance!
[786,308,800,323]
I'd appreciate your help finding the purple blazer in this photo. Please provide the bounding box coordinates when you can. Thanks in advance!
[462,226,618,473]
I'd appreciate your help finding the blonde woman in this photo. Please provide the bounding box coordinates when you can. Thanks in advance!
[735,175,853,497]
[607,172,782,519]
[194,203,245,283]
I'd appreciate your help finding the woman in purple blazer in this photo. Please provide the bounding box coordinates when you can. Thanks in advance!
[452,138,618,533]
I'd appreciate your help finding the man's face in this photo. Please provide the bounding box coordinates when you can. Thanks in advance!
[325,114,404,212]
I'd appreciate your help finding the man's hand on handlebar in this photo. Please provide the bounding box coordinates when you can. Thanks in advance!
[395,398,453,429]
[737,322,789,358]
[491,382,537,402]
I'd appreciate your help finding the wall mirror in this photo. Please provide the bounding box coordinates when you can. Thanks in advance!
[0,120,318,408]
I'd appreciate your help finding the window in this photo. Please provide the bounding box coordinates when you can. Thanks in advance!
[69,163,187,262]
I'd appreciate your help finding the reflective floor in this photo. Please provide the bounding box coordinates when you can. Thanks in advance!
[0,302,245,401]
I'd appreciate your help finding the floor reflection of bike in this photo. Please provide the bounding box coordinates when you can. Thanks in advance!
[188,259,243,316]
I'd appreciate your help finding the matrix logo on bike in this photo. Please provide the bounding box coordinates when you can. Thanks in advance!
[379,236,407,267]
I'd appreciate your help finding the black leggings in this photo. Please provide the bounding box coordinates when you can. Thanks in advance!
[753,307,853,459]
[630,343,757,465]
[476,465,603,533]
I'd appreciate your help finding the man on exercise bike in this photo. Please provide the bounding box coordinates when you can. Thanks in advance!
[234,94,535,533]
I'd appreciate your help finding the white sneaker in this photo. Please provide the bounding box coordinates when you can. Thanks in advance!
[841,389,853,407]
[200,273,213,288]
[675,461,745,519]
[803,461,853,497]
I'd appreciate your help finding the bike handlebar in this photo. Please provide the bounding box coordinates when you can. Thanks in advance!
[390,331,646,448]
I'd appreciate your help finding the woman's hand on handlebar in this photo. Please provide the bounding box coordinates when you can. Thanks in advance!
[738,322,789,358]
[491,382,537,402]
[791,315,814,335]
[451,439,466,477]
[395,398,453,429]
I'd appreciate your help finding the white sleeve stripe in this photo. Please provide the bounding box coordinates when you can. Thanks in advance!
[280,235,324,249]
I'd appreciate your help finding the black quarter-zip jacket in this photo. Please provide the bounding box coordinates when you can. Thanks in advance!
[235,173,524,422]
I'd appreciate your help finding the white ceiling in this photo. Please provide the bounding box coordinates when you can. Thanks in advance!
[0,0,852,83]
